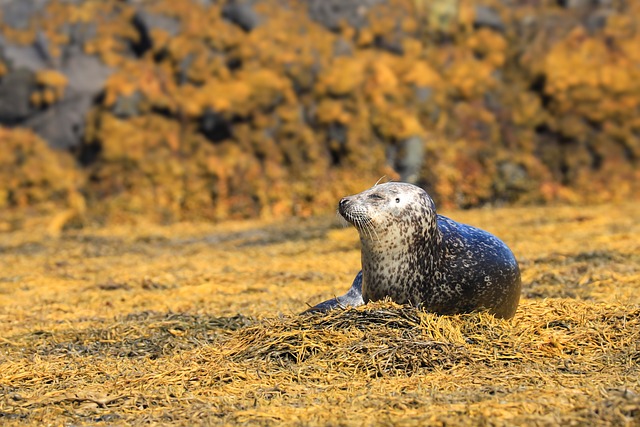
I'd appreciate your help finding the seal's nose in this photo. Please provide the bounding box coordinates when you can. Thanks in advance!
[338,198,349,209]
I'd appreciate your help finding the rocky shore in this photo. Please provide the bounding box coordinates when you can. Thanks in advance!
[1,0,638,223]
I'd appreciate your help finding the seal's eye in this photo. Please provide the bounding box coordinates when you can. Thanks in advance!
[395,198,400,203]
[368,193,384,200]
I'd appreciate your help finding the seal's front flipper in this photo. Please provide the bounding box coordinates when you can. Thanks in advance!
[302,271,364,314]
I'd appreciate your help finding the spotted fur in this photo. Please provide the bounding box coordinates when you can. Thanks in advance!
[307,182,521,318]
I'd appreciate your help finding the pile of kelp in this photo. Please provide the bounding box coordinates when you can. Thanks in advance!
[0,201,638,425]
[1,302,638,425]
[1,0,639,224]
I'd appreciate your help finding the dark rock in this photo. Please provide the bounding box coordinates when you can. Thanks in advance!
[484,90,503,112]
[135,9,181,36]
[473,6,505,32]
[306,0,387,31]
[415,86,433,103]
[33,30,56,66]
[129,9,181,56]
[177,53,195,84]
[0,21,112,149]
[0,68,38,125]
[556,0,594,8]
[201,109,233,143]
[0,0,50,30]
[333,37,353,57]
[327,122,347,146]
[193,0,216,6]
[41,49,112,149]
[495,161,531,202]
[415,87,440,122]
[262,117,280,141]
[499,161,528,187]
[112,91,143,119]
[222,1,261,32]
[23,93,93,150]
[585,9,611,33]
[129,13,153,57]
[327,121,349,165]
[66,21,99,47]
[387,135,424,183]
[0,34,49,71]
[374,33,404,55]
[61,53,113,96]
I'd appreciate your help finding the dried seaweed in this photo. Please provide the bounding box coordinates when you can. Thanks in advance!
[0,203,639,426]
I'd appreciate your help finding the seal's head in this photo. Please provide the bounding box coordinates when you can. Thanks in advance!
[338,182,437,243]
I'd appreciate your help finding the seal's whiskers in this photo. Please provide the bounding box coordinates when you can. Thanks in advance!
[363,219,379,242]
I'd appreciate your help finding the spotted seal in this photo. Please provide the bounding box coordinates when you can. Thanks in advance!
[307,182,521,318]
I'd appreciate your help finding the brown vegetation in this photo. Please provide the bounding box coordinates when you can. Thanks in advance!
[0,202,638,425]
[0,0,639,224]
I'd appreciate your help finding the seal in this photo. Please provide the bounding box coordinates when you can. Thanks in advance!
[306,182,521,318]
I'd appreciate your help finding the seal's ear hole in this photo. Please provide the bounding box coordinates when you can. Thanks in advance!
[395,198,400,203]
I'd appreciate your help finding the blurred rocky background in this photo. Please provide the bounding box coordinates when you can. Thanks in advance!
[0,0,638,227]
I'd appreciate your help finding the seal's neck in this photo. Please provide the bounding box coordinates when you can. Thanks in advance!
[359,217,443,303]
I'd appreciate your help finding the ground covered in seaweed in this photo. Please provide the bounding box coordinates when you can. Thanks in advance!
[0,202,639,426]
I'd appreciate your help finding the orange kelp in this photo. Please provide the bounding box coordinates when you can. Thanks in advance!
[0,202,638,425]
